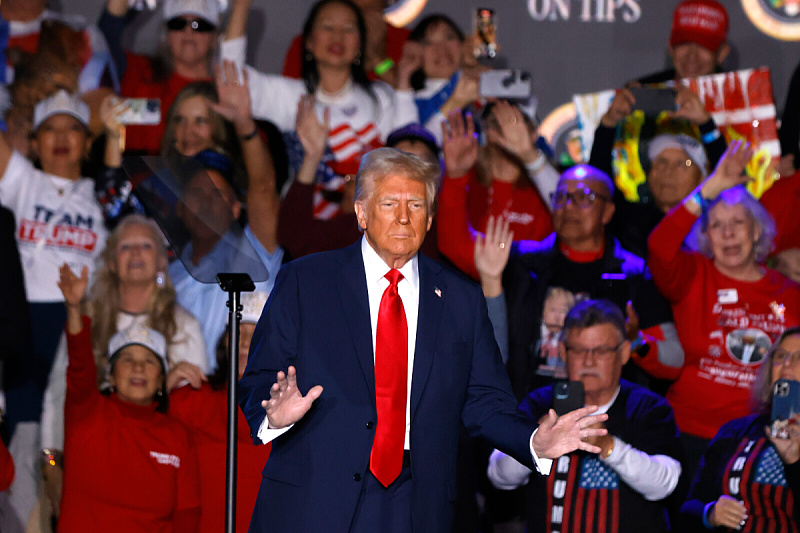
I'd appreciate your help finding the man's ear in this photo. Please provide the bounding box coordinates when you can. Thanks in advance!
[715,42,730,67]
[619,340,631,366]
[232,200,243,221]
[601,198,616,225]
[354,201,367,231]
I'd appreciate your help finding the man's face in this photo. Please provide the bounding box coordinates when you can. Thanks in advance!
[648,147,703,213]
[561,323,630,406]
[181,169,241,241]
[669,41,729,79]
[354,173,432,269]
[551,178,614,247]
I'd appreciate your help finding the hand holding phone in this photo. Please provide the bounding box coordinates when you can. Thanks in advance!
[117,98,161,125]
[628,87,676,117]
[553,380,584,416]
[771,379,800,439]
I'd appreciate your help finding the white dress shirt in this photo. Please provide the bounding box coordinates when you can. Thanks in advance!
[260,237,551,473]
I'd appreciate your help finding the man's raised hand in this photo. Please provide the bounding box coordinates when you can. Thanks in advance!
[532,406,609,458]
[261,366,323,429]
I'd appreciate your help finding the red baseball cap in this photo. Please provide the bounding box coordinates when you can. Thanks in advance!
[670,0,729,52]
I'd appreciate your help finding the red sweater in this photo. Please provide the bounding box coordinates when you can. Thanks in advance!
[437,169,553,279]
[0,436,13,492]
[646,204,800,439]
[119,52,211,155]
[759,168,800,255]
[60,318,201,532]
[170,383,272,533]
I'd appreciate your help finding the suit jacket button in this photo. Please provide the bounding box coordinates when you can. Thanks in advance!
[353,473,362,482]
[365,421,374,429]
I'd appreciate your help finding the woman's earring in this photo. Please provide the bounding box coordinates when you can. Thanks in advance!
[354,55,361,66]
[305,51,313,62]
[156,271,166,288]
[108,385,116,394]
[156,389,164,398]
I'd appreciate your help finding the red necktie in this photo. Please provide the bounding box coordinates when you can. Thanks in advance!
[370,269,408,487]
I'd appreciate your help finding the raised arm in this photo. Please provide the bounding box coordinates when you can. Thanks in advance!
[224,0,251,42]
[475,216,513,362]
[58,265,98,408]
[210,61,280,253]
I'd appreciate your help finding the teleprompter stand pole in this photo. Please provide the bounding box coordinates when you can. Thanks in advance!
[217,273,255,533]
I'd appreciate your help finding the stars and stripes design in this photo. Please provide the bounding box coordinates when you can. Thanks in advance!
[284,121,383,220]
[723,437,798,533]
[546,453,620,533]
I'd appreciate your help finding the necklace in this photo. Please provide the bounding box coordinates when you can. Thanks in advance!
[317,79,353,102]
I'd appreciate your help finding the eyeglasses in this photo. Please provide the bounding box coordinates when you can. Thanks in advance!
[773,349,800,367]
[166,17,216,33]
[550,188,610,209]
[564,341,624,361]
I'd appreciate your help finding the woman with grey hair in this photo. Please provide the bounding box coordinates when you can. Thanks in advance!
[681,326,800,530]
[645,140,800,498]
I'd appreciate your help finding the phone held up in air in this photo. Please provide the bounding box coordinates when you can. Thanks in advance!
[771,379,800,439]
[629,87,676,117]
[553,380,585,416]
[473,7,498,59]
[479,70,532,100]
[117,98,161,125]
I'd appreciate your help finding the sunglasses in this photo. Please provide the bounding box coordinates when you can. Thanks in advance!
[166,17,216,33]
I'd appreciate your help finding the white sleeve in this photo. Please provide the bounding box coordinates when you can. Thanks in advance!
[0,151,35,214]
[525,153,559,212]
[487,448,533,490]
[256,416,293,444]
[602,437,682,501]
[169,307,210,373]
[220,36,247,67]
[41,333,68,450]
[374,83,419,141]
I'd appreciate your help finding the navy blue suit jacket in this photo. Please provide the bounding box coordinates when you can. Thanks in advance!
[239,241,537,533]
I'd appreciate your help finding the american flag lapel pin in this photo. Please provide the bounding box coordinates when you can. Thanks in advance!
[434,287,442,298]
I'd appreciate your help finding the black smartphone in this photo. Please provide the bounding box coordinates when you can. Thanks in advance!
[553,380,584,416]
[771,379,800,438]
[629,87,676,117]
[594,274,630,315]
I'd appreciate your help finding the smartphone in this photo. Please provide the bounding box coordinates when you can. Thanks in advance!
[473,8,498,59]
[479,70,532,100]
[771,379,800,438]
[629,87,676,117]
[118,98,161,125]
[553,380,584,416]
[593,274,630,315]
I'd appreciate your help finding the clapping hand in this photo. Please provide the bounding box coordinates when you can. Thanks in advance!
[209,60,254,136]
[296,95,330,165]
[261,366,323,429]
[396,41,423,91]
[766,413,800,465]
[442,110,478,178]
[700,139,753,200]
[57,264,88,308]
[709,495,748,530]
[485,100,539,164]
[475,215,513,298]
[532,405,609,459]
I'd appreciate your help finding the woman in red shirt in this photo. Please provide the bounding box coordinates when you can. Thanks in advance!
[57,264,201,532]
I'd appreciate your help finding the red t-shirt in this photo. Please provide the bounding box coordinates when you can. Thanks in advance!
[760,168,800,255]
[170,383,272,533]
[647,204,800,439]
[437,169,553,280]
[119,52,211,155]
[60,319,201,532]
[281,23,410,80]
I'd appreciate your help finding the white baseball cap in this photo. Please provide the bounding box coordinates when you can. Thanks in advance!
[163,0,221,26]
[108,324,169,371]
[648,133,709,177]
[32,90,90,132]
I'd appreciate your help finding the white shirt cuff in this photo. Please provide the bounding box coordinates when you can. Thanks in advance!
[256,416,293,444]
[530,428,553,475]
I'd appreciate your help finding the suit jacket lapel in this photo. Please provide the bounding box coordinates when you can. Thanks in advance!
[411,254,444,418]
[337,242,376,406]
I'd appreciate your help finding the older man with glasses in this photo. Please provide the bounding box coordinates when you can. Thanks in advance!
[474,164,682,401]
[486,299,682,533]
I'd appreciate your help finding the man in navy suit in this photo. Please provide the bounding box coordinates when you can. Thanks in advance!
[239,147,608,533]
